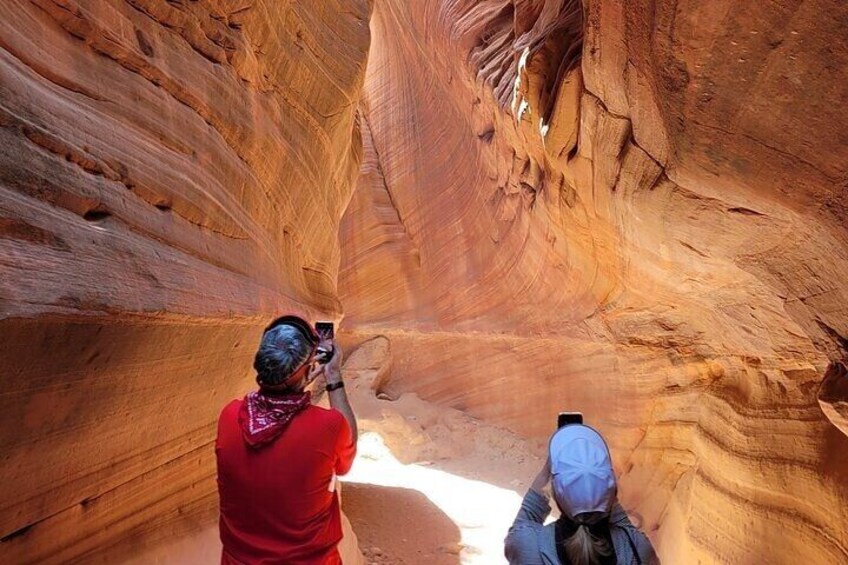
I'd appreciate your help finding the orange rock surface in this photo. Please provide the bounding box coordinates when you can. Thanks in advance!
[0,1,369,562]
[339,0,848,563]
[2,0,848,564]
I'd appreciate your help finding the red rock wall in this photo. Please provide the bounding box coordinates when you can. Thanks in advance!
[0,1,370,562]
[339,0,848,562]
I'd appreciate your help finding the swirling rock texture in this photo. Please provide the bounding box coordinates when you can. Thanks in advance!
[339,0,848,563]
[3,0,848,563]
[0,0,369,562]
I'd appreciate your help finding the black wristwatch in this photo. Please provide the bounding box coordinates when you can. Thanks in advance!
[325,381,345,392]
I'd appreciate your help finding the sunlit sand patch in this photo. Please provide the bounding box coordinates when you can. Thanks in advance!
[343,432,524,564]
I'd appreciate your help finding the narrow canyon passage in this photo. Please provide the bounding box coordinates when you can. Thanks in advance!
[2,1,848,564]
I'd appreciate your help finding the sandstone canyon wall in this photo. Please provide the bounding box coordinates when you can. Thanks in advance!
[339,0,848,563]
[2,0,848,564]
[0,1,370,562]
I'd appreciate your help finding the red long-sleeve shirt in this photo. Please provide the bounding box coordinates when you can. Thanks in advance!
[216,399,356,564]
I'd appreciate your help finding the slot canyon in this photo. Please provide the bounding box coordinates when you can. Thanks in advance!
[1,0,847,563]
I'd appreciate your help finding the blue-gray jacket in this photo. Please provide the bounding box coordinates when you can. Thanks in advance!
[505,489,659,565]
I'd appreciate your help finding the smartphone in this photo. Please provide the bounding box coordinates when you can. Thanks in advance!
[314,322,335,364]
[315,321,334,340]
[557,412,583,428]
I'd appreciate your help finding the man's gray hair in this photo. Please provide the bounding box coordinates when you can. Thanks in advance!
[253,324,313,386]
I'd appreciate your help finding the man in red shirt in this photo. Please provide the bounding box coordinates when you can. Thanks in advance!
[216,316,358,564]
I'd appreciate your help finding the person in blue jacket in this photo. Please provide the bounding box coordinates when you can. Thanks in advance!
[505,424,658,565]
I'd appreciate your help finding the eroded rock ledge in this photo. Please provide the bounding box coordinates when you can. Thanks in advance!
[819,362,848,436]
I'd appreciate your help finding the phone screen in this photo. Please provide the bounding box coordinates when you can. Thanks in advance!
[558,412,583,428]
[315,321,334,340]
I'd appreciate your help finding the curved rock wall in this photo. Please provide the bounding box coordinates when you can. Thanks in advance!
[2,0,847,563]
[0,1,370,562]
[339,0,848,562]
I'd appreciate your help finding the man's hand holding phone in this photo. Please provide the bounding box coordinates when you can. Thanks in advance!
[313,320,357,445]
[322,340,343,387]
[314,321,343,386]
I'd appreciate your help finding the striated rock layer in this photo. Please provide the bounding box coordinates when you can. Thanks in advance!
[2,0,848,563]
[0,1,370,562]
[339,0,848,563]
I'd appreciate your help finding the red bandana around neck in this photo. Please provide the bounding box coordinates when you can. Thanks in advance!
[238,390,311,448]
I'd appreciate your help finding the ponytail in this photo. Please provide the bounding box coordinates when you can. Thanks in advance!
[564,523,613,565]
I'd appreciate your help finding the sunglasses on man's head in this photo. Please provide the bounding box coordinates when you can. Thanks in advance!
[263,315,319,344]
